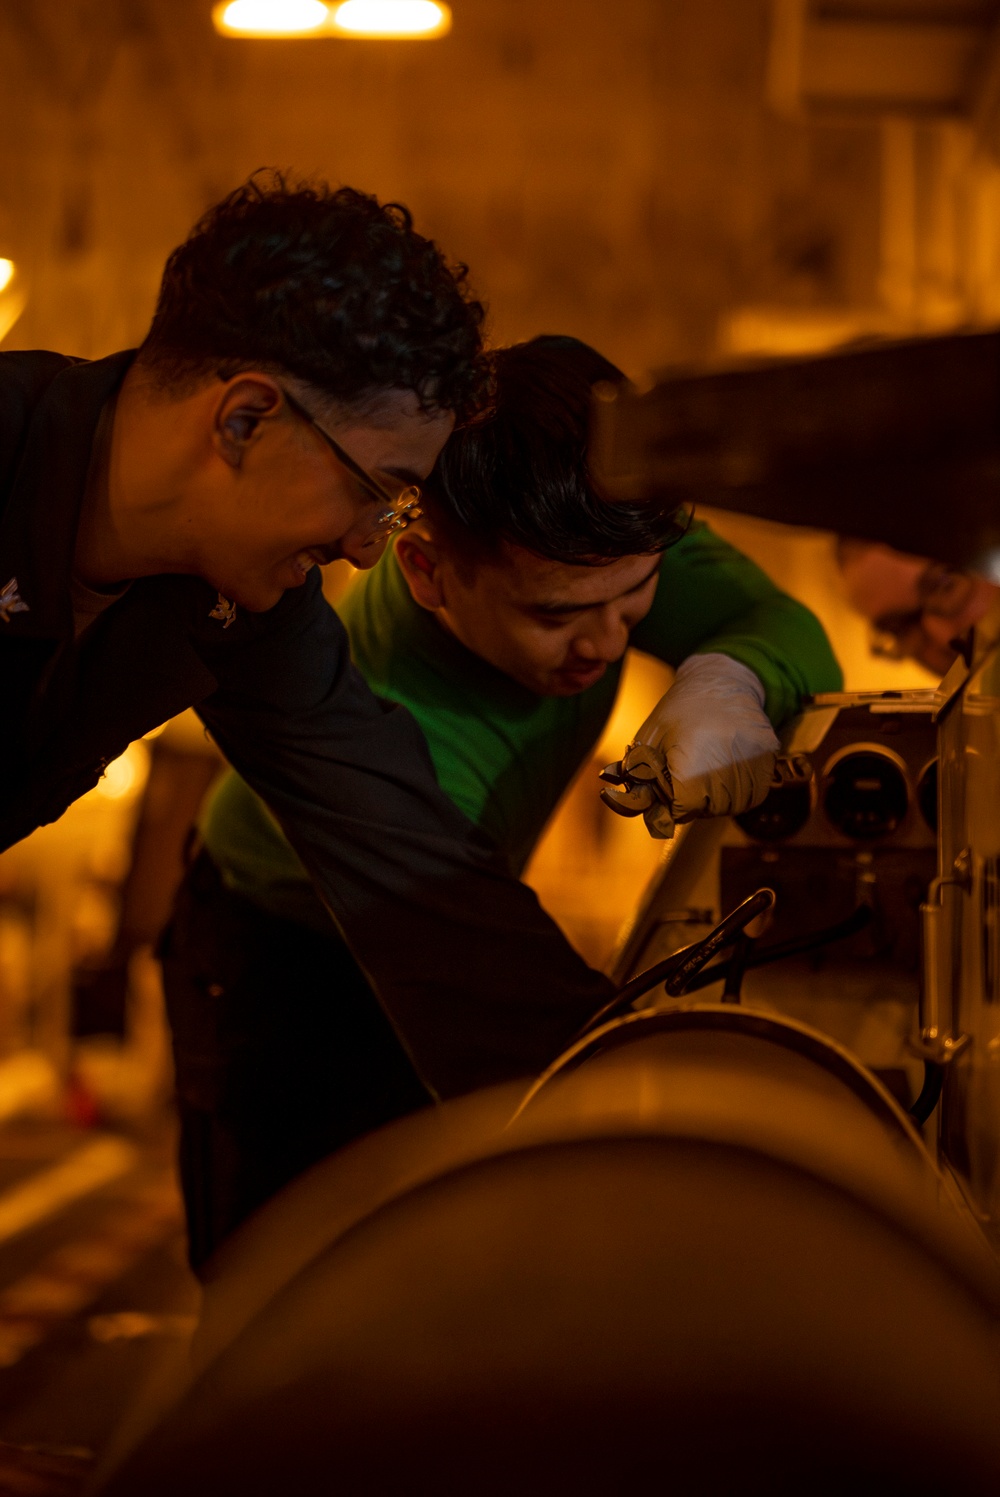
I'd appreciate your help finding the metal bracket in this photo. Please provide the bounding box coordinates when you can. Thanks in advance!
[910,1030,971,1065]
[915,847,974,1065]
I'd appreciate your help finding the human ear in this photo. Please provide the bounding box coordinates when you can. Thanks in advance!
[396,532,446,611]
[213,376,284,469]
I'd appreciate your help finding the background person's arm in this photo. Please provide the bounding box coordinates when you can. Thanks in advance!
[196,571,613,1100]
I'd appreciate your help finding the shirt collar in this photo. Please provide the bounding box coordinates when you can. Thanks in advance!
[0,350,136,640]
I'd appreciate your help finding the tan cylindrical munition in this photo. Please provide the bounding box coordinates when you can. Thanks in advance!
[96,1005,1000,1496]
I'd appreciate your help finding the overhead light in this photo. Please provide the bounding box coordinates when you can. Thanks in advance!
[212,0,451,38]
[329,1,450,37]
[0,260,25,347]
[213,0,330,36]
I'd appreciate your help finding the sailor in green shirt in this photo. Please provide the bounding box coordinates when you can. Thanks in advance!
[163,335,841,1270]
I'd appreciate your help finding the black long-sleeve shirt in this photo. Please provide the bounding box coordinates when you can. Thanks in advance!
[0,349,613,1097]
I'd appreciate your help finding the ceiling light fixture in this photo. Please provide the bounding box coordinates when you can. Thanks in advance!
[213,0,330,36]
[212,0,451,38]
[329,1,450,37]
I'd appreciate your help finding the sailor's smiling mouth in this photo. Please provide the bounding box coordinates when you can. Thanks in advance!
[289,543,341,583]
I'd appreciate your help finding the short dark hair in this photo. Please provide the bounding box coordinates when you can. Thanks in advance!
[139,171,490,422]
[425,335,691,563]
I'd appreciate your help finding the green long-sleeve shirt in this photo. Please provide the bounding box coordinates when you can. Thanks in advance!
[201,521,841,931]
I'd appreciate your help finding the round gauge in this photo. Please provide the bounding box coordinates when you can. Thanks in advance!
[735,778,814,843]
[821,747,909,841]
[917,758,938,834]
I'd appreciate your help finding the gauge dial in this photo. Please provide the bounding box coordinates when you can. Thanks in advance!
[822,748,909,840]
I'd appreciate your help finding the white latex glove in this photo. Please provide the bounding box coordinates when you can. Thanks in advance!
[631,654,780,839]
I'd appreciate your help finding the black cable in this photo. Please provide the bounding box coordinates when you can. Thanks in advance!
[909,1060,944,1125]
[682,903,874,994]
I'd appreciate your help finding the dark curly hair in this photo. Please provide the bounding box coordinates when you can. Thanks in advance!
[139,171,490,422]
[424,335,691,562]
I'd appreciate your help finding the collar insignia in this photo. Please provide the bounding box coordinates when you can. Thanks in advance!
[0,578,28,624]
[209,593,237,629]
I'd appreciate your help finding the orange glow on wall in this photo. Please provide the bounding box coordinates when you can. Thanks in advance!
[0,260,25,347]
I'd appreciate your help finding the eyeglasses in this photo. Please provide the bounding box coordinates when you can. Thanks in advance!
[279,386,423,548]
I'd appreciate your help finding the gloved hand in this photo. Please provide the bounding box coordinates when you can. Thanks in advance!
[611,653,780,839]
